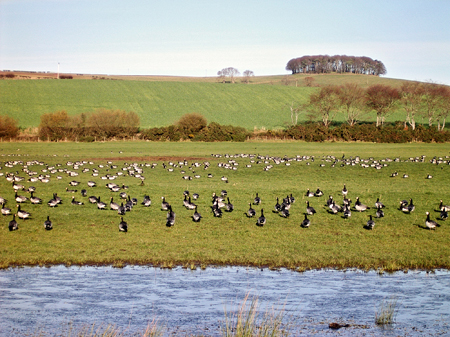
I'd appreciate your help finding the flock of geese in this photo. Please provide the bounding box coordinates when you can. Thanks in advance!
[1,152,449,232]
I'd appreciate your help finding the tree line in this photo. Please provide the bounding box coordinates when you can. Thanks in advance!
[286,55,387,76]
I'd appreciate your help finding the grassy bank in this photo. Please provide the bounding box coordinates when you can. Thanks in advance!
[1,141,449,270]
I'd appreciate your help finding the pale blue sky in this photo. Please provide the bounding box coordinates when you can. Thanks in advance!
[1,0,449,84]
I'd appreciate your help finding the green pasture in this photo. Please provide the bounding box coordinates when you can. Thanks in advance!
[0,74,421,130]
[1,141,449,270]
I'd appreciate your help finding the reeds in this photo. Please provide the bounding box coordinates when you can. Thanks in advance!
[222,293,291,337]
[375,296,398,325]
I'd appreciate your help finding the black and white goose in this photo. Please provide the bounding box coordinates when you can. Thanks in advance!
[439,200,450,212]
[399,199,409,211]
[9,214,18,231]
[166,205,176,227]
[406,199,415,213]
[17,204,30,220]
[81,189,87,197]
[44,215,53,230]
[341,184,348,196]
[279,204,290,218]
[314,188,323,197]
[118,202,126,215]
[225,197,234,212]
[47,195,59,208]
[375,198,385,209]
[343,205,351,219]
[257,209,266,226]
[365,215,375,230]
[192,206,202,222]
[161,197,169,211]
[301,214,310,228]
[253,193,261,205]
[1,202,12,216]
[65,187,77,193]
[88,195,98,204]
[15,192,27,203]
[425,212,437,230]
[30,192,42,204]
[141,195,152,207]
[355,197,368,212]
[440,210,448,221]
[326,195,334,207]
[376,205,385,218]
[247,203,256,218]
[273,197,282,213]
[119,217,128,232]
[87,181,97,187]
[97,197,107,210]
[71,196,84,205]
[289,194,295,204]
[212,203,222,217]
[110,197,120,211]
[306,201,316,215]
[329,200,341,214]
[305,189,314,197]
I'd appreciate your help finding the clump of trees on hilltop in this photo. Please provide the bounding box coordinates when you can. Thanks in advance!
[286,55,387,76]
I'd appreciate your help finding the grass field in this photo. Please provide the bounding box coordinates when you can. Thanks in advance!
[1,141,449,271]
[0,73,418,130]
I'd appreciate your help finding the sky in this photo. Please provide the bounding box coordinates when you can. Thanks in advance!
[1,0,450,84]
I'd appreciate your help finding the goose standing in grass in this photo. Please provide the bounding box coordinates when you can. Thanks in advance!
[407,199,415,213]
[314,188,324,197]
[365,215,375,230]
[17,205,30,220]
[289,194,295,204]
[30,192,42,204]
[225,197,234,212]
[399,199,409,211]
[212,203,222,217]
[141,195,152,207]
[425,212,438,230]
[9,214,18,231]
[279,204,290,218]
[355,197,368,212]
[341,184,348,196]
[253,193,261,205]
[88,195,98,204]
[192,206,202,222]
[15,192,27,203]
[305,189,315,197]
[375,198,385,209]
[81,189,87,197]
[71,196,84,205]
[166,205,175,227]
[110,197,120,211]
[1,202,12,216]
[343,205,351,219]
[301,214,310,228]
[273,197,282,213]
[44,216,53,230]
[247,203,256,218]
[306,201,316,215]
[119,217,128,232]
[161,197,169,211]
[440,210,448,220]
[326,195,334,207]
[281,197,291,211]
[329,201,341,214]
[87,181,96,187]
[257,209,266,226]
[97,197,107,210]
[439,200,450,212]
[118,202,126,215]
[47,195,59,208]
[376,205,385,218]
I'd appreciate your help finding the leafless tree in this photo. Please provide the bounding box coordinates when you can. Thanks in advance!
[308,86,340,127]
[242,70,254,84]
[366,84,400,127]
[217,67,240,83]
[400,81,424,130]
[337,83,368,126]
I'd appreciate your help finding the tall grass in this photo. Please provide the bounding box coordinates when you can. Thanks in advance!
[375,297,399,325]
[223,293,291,337]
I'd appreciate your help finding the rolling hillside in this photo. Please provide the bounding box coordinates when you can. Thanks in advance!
[0,73,413,130]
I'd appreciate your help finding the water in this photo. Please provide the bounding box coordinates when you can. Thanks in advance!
[1,266,449,336]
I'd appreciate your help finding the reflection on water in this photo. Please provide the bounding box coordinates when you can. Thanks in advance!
[0,266,449,336]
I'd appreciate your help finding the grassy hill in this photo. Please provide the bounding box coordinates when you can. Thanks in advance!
[0,73,416,130]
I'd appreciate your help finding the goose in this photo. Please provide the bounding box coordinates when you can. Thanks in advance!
[390,171,398,177]
[341,184,348,196]
[221,190,228,197]
[225,197,234,212]
[81,189,87,197]
[289,193,295,204]
[17,205,30,219]
[141,195,152,207]
[192,206,202,222]
[305,189,315,197]
[166,205,176,227]
[71,196,84,205]
[257,209,266,226]
[212,203,222,217]
[44,215,53,230]
[212,194,226,209]
[343,205,351,219]
[329,201,341,214]
[186,197,197,211]
[27,186,36,193]
[125,198,133,212]
[402,174,409,178]
[30,192,42,204]
[376,205,385,218]
[12,181,25,191]
[440,210,448,221]
[119,217,128,232]
[65,187,77,193]
[301,214,310,228]
[314,188,324,197]
[343,197,351,207]
[183,195,190,208]
[87,181,97,187]
[192,193,199,200]
[425,212,438,230]
[54,193,62,205]
[1,202,12,216]
[375,198,385,209]
[253,193,261,205]
[365,215,375,230]
[439,200,450,212]
[89,195,98,204]
[279,205,290,218]
[119,192,127,199]
[110,197,120,211]
[221,176,228,183]
[122,184,129,190]
[161,197,169,211]
[15,192,27,203]
[273,197,282,213]
[306,201,316,215]
[247,203,256,218]
[69,180,80,186]
[0,196,6,204]
[281,197,291,211]
[426,174,433,179]
[97,197,107,210]
[9,214,18,231]
[118,202,126,215]
[399,199,409,211]
[407,199,415,213]
[326,195,334,206]
[47,195,59,208]
[355,197,368,212]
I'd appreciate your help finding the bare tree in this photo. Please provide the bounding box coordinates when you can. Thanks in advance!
[436,87,450,131]
[286,101,303,126]
[366,84,400,127]
[242,70,254,84]
[217,67,240,83]
[421,82,448,127]
[400,81,424,130]
[337,83,368,126]
[308,86,340,127]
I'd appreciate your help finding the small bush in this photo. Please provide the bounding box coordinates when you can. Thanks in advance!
[176,113,207,138]
[0,115,19,138]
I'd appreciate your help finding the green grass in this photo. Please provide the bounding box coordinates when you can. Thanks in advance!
[1,141,450,270]
[0,74,426,130]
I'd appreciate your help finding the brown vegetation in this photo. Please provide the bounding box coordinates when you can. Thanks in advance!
[0,115,19,138]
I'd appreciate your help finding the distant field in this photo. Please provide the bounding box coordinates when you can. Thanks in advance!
[0,73,416,130]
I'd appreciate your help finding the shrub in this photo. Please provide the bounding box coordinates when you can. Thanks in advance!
[0,115,19,138]
[85,109,140,139]
[38,110,71,141]
[195,122,249,142]
[176,113,207,138]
